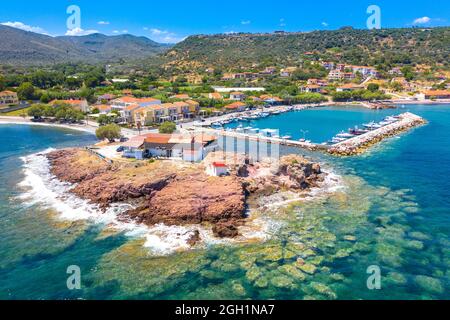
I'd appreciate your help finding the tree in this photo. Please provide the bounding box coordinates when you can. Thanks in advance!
[159,121,177,134]
[0,75,5,91]
[27,104,44,119]
[367,83,380,92]
[17,82,36,100]
[98,114,113,126]
[96,124,121,143]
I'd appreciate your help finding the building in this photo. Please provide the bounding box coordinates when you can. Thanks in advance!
[336,84,364,92]
[97,94,115,103]
[185,100,200,115]
[96,104,112,114]
[224,102,247,112]
[173,101,192,119]
[261,67,277,75]
[208,92,223,100]
[301,84,321,93]
[121,134,155,160]
[206,162,229,177]
[229,92,246,101]
[141,133,218,162]
[422,90,450,100]
[171,94,191,100]
[111,96,162,122]
[328,70,344,81]
[321,62,335,70]
[50,99,90,113]
[280,67,297,77]
[0,91,19,106]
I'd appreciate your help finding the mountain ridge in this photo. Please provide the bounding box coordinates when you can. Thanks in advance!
[0,25,171,65]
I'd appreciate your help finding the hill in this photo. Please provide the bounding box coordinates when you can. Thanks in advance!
[163,27,450,71]
[0,25,170,65]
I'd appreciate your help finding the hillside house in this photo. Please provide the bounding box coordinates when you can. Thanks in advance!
[0,91,19,106]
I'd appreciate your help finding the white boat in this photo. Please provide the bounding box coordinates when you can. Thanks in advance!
[336,132,355,139]
[282,135,292,140]
[331,137,346,144]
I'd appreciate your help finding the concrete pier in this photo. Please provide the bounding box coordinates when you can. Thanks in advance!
[328,112,426,156]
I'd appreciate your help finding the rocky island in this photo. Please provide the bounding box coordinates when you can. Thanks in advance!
[46,149,324,244]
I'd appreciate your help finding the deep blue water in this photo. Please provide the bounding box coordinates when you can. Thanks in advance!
[0,104,449,300]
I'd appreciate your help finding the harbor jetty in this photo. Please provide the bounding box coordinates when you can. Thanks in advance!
[328,112,426,156]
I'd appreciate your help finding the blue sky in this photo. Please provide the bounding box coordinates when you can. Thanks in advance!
[0,0,449,43]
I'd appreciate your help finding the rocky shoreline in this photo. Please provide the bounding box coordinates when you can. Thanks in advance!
[46,149,324,243]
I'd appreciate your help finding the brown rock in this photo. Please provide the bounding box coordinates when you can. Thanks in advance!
[213,223,239,238]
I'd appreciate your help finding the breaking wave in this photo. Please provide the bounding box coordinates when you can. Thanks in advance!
[17,149,270,255]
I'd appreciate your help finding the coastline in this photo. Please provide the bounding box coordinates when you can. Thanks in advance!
[0,116,97,135]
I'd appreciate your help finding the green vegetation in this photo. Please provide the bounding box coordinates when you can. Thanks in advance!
[96,124,122,142]
[159,121,177,134]
[332,90,389,102]
[27,103,85,122]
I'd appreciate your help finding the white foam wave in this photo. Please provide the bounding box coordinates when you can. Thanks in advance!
[17,150,269,256]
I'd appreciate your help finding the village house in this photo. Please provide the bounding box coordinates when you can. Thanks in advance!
[224,101,247,112]
[96,104,113,114]
[0,90,19,106]
[50,99,90,113]
[336,84,364,92]
[301,84,321,93]
[307,79,328,87]
[321,62,335,70]
[229,92,246,101]
[208,92,223,100]
[185,100,200,115]
[206,162,229,177]
[97,94,115,103]
[259,95,284,105]
[260,67,277,75]
[173,101,192,119]
[421,90,450,100]
[328,70,344,81]
[389,67,403,76]
[111,96,162,122]
[280,67,297,77]
[141,133,218,162]
[171,94,191,100]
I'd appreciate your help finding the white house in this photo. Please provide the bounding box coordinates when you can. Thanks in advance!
[206,162,229,176]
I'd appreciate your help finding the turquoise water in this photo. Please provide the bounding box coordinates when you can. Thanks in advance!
[225,106,404,143]
[0,105,449,300]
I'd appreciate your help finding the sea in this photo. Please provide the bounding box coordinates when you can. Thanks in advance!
[0,104,449,300]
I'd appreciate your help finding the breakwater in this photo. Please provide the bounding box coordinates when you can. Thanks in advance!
[328,112,426,156]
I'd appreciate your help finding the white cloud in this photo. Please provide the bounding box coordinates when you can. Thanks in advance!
[144,27,184,43]
[98,21,110,25]
[279,18,286,27]
[413,16,431,24]
[241,20,251,25]
[224,31,238,34]
[322,22,329,27]
[1,21,49,35]
[112,29,128,34]
[65,27,99,36]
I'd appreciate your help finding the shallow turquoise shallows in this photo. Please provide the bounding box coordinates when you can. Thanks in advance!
[0,104,449,300]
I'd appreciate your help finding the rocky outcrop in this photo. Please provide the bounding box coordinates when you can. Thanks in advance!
[125,173,246,226]
[244,155,324,194]
[47,149,324,240]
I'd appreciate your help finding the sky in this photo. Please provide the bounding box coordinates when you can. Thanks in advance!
[0,0,449,43]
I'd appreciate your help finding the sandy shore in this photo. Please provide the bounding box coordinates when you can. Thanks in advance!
[0,116,97,135]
